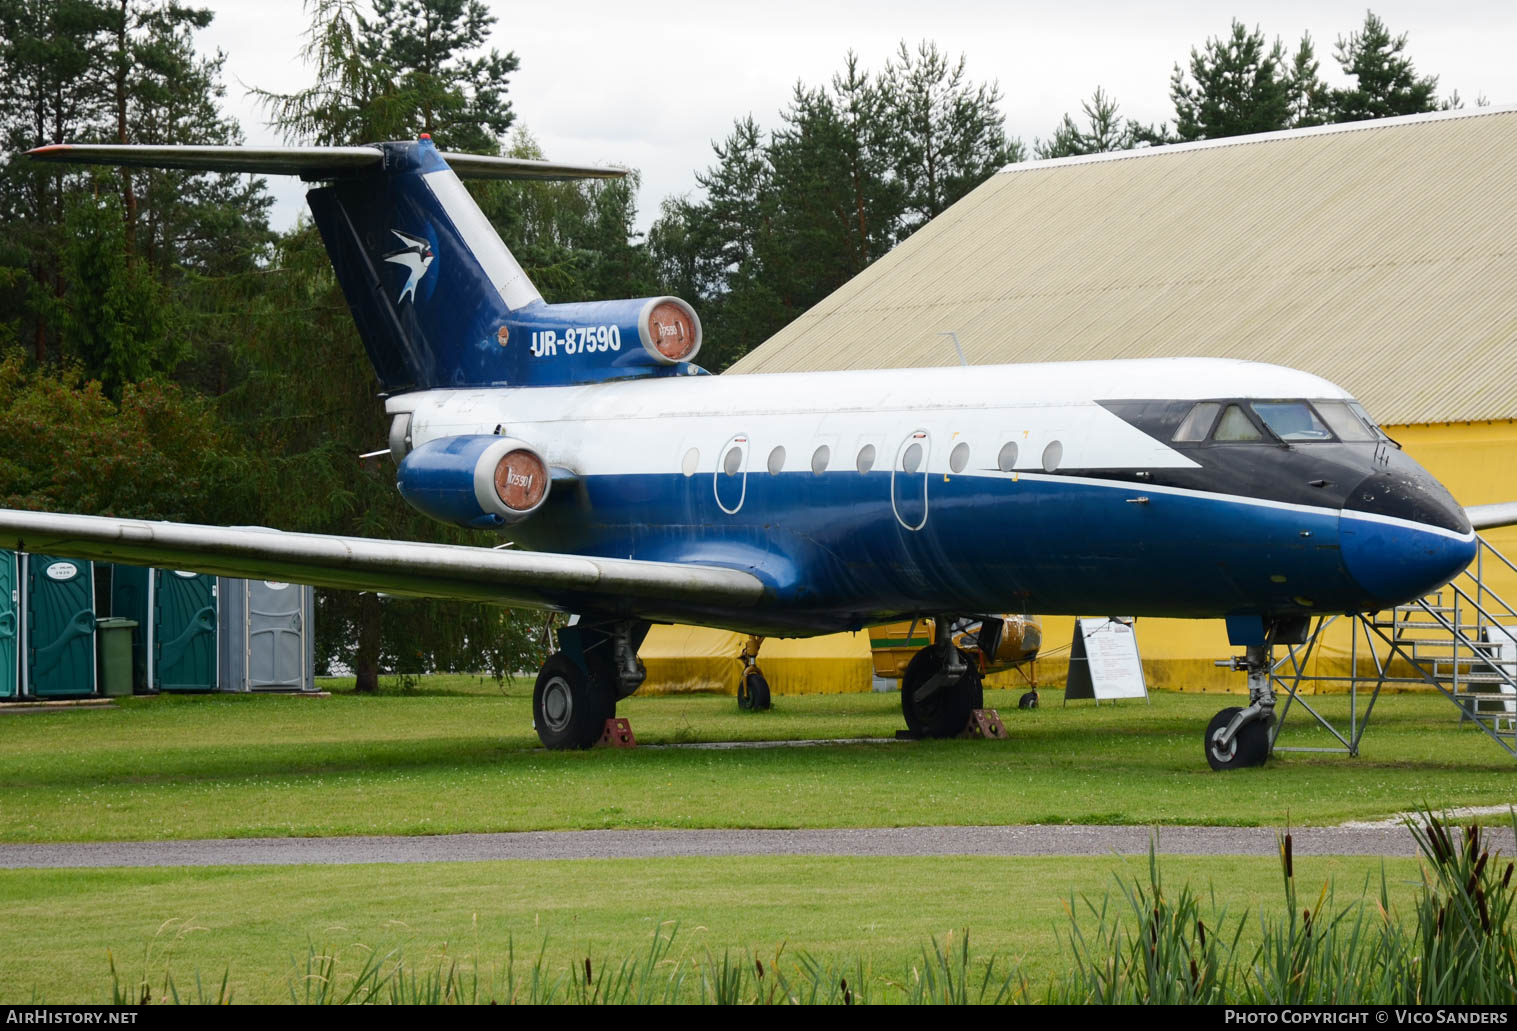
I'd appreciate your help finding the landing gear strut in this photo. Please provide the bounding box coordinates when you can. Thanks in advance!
[737,635,771,711]
[901,617,983,737]
[1205,642,1276,770]
[533,617,649,750]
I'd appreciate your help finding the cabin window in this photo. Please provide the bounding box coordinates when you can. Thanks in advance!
[856,444,876,473]
[1173,402,1221,442]
[949,442,970,474]
[723,446,743,475]
[1041,440,1063,472]
[997,442,1018,472]
[1314,400,1377,442]
[1213,405,1264,442]
[811,445,831,475]
[1252,401,1332,442]
[902,442,923,474]
[681,447,699,477]
[767,446,786,474]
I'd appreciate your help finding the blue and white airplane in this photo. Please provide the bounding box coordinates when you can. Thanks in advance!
[9,138,1512,767]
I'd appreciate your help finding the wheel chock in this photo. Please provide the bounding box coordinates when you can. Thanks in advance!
[597,717,637,748]
[962,709,1007,739]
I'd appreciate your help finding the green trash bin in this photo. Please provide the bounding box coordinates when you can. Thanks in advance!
[96,617,138,697]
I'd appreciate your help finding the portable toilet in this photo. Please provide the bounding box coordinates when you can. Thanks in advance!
[0,551,17,699]
[21,553,97,698]
[218,578,315,692]
[110,565,219,692]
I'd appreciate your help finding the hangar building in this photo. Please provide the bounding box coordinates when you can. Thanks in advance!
[725,106,1517,693]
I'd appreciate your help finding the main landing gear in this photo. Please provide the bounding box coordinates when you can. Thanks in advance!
[533,618,649,750]
[901,618,984,737]
[1203,618,1307,770]
[737,635,772,711]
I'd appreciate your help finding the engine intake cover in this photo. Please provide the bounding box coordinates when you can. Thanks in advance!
[398,435,551,529]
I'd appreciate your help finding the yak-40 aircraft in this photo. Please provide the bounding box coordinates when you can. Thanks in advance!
[9,138,1515,768]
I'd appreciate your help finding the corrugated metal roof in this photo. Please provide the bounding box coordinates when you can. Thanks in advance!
[726,107,1517,426]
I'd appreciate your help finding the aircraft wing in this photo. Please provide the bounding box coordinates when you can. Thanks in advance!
[24,144,626,181]
[1467,503,1517,531]
[0,509,763,618]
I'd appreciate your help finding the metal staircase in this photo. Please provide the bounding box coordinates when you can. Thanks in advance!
[1267,534,1517,759]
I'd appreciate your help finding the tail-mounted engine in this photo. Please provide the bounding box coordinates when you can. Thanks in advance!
[503,296,704,386]
[396,435,550,529]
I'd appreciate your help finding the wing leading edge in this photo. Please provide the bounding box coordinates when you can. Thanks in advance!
[0,509,764,619]
[1468,503,1517,531]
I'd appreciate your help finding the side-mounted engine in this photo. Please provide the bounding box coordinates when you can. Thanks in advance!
[502,295,704,386]
[396,435,550,529]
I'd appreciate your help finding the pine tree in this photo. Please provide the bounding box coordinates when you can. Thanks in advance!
[1330,11,1440,122]
[1285,34,1332,128]
[358,0,516,151]
[881,40,1021,230]
[0,0,120,362]
[258,0,516,151]
[648,42,1015,370]
[1170,21,1295,141]
[1037,87,1147,159]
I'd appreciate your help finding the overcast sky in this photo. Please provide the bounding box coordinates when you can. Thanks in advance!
[197,1,1517,234]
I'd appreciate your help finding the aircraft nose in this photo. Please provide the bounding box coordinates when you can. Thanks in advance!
[1338,465,1476,605]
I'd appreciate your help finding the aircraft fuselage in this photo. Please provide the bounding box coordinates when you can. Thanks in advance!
[389,356,1476,635]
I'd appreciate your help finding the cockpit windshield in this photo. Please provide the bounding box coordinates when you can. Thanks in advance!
[1252,402,1332,442]
[1313,400,1378,442]
[1169,398,1391,445]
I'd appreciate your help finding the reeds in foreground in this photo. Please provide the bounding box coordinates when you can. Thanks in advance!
[96,807,1516,1004]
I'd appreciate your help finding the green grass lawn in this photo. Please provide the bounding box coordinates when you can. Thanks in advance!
[0,852,1429,1004]
[0,679,1512,841]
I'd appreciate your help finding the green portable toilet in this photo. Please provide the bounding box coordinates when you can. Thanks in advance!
[110,565,217,692]
[155,570,217,691]
[0,551,17,698]
[23,553,97,698]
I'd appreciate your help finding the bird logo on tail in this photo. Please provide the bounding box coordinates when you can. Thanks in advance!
[383,229,435,304]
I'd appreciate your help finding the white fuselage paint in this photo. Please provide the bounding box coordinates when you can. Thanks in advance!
[390,357,1340,481]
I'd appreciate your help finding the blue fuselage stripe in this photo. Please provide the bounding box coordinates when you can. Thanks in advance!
[509,469,1370,628]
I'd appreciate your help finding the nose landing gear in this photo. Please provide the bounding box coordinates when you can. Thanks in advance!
[1204,642,1278,770]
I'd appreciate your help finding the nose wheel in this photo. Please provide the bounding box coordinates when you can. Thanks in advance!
[1203,640,1280,770]
[1204,706,1272,770]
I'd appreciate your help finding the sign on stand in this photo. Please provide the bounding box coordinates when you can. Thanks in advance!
[1064,617,1149,704]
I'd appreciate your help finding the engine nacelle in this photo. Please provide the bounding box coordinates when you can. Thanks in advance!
[504,295,704,386]
[396,435,549,529]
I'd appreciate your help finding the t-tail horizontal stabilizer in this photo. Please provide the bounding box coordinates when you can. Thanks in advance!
[25,143,627,181]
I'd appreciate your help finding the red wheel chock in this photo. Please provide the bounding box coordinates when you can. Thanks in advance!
[963,709,1007,739]
[598,717,637,748]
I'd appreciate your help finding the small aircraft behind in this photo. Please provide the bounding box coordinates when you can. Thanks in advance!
[8,138,1513,767]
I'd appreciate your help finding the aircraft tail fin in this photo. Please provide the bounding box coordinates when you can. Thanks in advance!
[27,140,706,391]
[301,138,546,391]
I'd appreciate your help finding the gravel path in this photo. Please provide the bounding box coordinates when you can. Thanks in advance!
[6,822,1509,869]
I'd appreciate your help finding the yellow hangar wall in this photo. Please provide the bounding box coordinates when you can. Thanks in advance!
[643,422,1517,698]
